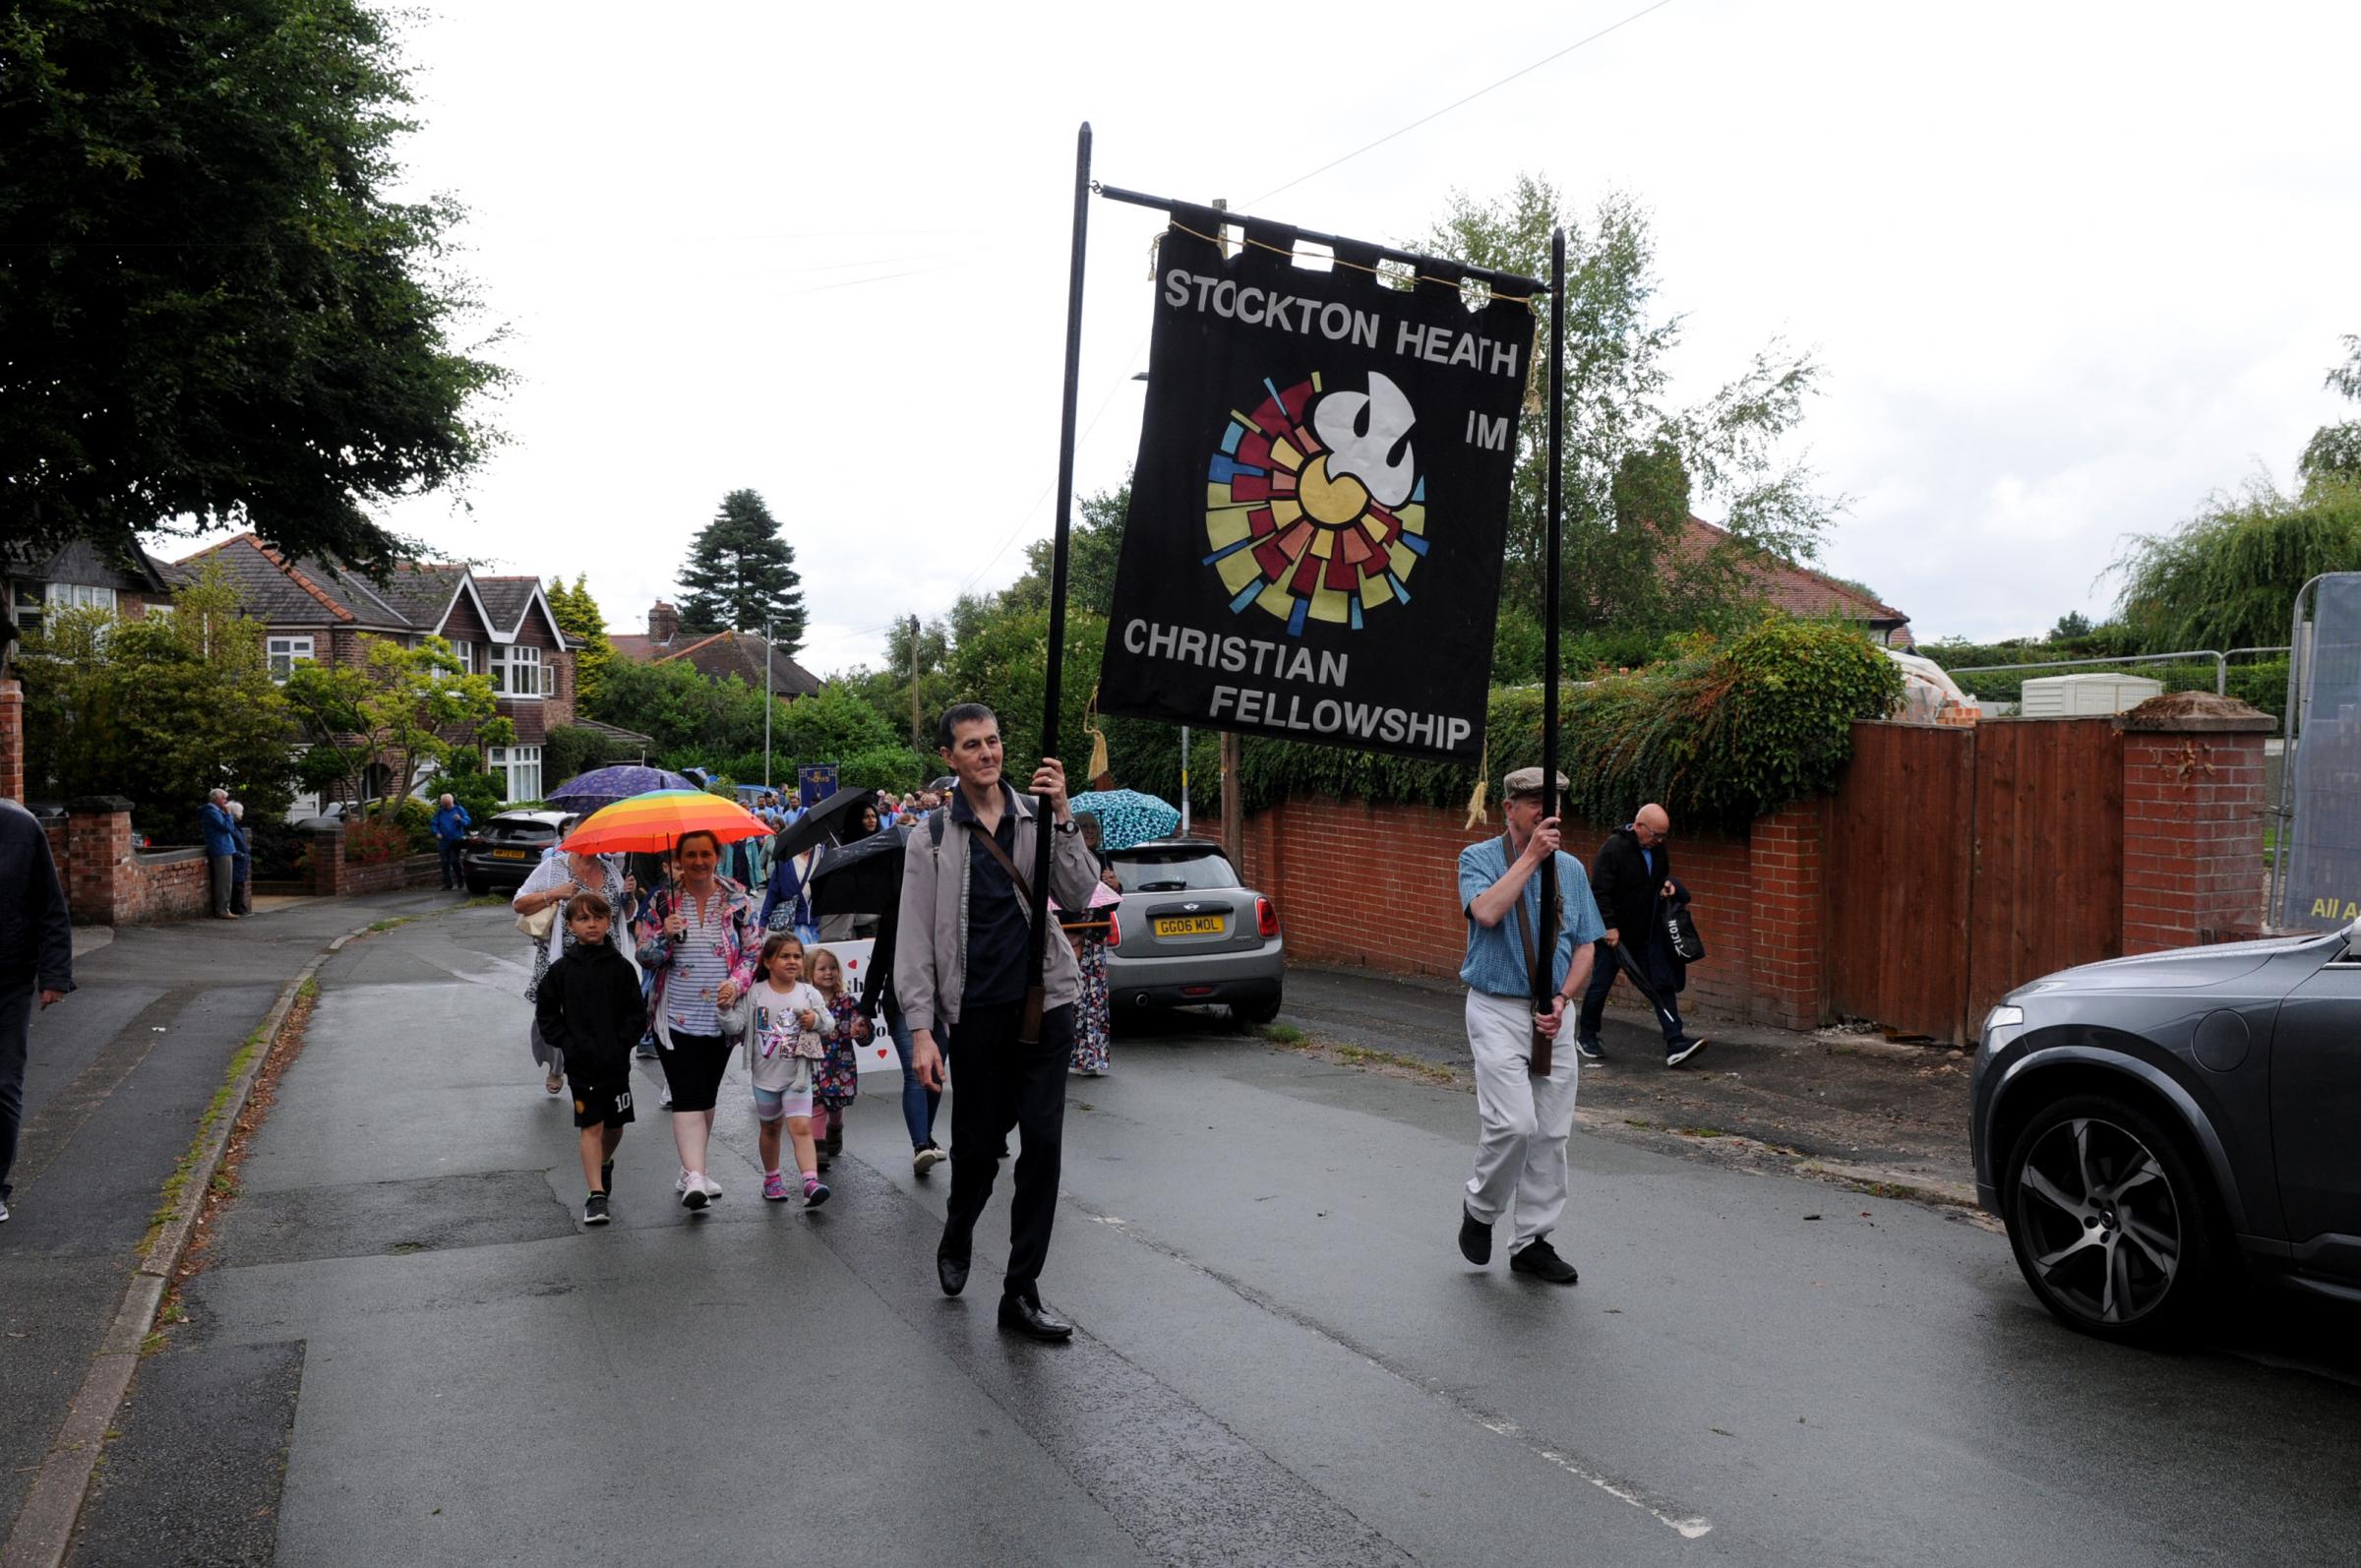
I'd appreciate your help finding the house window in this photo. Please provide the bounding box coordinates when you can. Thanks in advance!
[487,745,543,804]
[447,640,474,675]
[489,643,542,697]
[540,657,558,697]
[12,582,44,636]
[267,634,316,683]
[46,583,118,614]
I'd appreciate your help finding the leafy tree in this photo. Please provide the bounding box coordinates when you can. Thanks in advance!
[547,573,615,700]
[1414,177,1836,637]
[583,657,768,766]
[2050,611,2094,642]
[0,0,506,573]
[2299,335,2361,487]
[17,564,295,838]
[677,489,806,646]
[1002,483,1132,618]
[2111,476,2361,651]
[282,636,497,808]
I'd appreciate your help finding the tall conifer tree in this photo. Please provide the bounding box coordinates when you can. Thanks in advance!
[676,489,806,650]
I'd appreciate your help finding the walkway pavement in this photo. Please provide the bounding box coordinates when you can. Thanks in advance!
[51,908,2361,1566]
[0,889,470,1538]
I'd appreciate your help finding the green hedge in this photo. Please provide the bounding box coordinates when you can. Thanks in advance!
[1109,616,1903,832]
[1946,657,2289,724]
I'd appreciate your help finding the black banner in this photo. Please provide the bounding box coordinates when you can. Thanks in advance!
[1099,211,1535,762]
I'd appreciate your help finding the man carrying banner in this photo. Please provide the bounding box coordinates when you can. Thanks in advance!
[1455,766,1604,1285]
[898,702,1103,1343]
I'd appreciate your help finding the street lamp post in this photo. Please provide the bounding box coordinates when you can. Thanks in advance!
[762,618,774,789]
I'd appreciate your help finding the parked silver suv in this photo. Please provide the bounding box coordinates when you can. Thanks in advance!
[1103,840,1284,1025]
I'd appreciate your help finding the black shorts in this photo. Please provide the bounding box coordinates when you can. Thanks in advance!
[658,1031,731,1114]
[572,1081,636,1130]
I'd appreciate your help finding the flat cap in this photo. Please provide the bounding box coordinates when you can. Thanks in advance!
[1502,766,1570,796]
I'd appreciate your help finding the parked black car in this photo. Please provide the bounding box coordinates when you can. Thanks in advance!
[1969,921,2361,1343]
[461,810,575,895]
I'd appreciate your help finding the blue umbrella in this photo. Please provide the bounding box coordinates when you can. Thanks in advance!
[1069,789,1181,852]
[545,764,699,814]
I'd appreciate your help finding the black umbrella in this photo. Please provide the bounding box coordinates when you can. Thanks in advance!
[806,822,908,918]
[1609,940,1684,1036]
[771,787,879,861]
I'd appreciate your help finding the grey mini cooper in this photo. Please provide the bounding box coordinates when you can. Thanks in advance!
[1970,920,2361,1343]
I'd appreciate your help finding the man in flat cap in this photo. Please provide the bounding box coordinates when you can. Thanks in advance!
[1452,766,1604,1284]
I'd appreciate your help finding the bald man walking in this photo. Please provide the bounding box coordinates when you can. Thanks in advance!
[1575,804,1708,1068]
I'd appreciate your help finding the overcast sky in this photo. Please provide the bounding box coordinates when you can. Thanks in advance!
[359,0,2359,669]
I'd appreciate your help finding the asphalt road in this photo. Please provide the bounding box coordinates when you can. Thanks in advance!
[61,909,2361,1565]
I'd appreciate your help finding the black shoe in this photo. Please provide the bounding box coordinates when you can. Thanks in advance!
[816,1148,832,1173]
[583,1192,610,1226]
[1665,1037,1709,1068]
[823,1125,843,1156]
[1459,1204,1492,1265]
[998,1295,1074,1343]
[1509,1238,1580,1285]
[1574,1036,1606,1062]
[937,1248,970,1297]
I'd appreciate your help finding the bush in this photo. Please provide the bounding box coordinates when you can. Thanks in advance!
[345,813,412,864]
[365,796,436,855]
[426,751,503,827]
[1111,614,1903,830]
[543,725,612,792]
[1946,656,2289,724]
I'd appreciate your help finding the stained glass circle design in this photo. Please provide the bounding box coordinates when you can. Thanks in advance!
[1201,373,1428,637]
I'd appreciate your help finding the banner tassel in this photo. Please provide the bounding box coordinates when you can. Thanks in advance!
[1463,734,1490,829]
[1084,683,1112,787]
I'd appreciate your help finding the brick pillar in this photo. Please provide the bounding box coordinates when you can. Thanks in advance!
[309,823,347,896]
[65,796,134,926]
[2118,704,2273,952]
[0,679,24,804]
[1747,799,1828,1029]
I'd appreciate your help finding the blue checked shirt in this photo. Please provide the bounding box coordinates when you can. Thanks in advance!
[1457,835,1606,998]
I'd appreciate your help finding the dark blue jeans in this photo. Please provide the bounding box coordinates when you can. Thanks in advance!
[1577,936,1686,1047]
[0,980,30,1202]
[885,998,941,1149]
[438,839,464,888]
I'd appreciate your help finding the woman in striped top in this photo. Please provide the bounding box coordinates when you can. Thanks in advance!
[635,829,757,1211]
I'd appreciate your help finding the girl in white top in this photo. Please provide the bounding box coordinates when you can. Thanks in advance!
[722,932,832,1206]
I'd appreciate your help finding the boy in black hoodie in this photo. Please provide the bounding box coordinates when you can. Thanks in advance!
[533,891,647,1225]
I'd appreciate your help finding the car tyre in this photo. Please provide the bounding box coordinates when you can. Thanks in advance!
[1230,991,1282,1027]
[464,875,489,896]
[2001,1092,2223,1346]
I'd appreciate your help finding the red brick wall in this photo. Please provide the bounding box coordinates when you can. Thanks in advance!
[0,679,23,804]
[306,827,442,896]
[1191,798,1765,1023]
[2120,725,2270,952]
[50,801,211,925]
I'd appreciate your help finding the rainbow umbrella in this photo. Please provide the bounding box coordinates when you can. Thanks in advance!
[559,789,772,856]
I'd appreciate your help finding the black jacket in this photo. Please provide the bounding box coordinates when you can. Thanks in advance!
[1590,825,1669,944]
[0,800,74,992]
[533,941,645,1088]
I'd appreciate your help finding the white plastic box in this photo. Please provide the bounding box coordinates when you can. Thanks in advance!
[2017,673,2165,717]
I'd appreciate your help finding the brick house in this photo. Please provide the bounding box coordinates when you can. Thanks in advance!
[1679,516,1914,647]
[3,539,177,658]
[169,534,575,811]
[611,599,822,697]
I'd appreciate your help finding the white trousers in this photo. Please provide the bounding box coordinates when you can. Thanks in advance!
[1463,989,1582,1253]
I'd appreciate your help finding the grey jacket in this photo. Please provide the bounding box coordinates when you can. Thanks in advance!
[894,784,1102,1037]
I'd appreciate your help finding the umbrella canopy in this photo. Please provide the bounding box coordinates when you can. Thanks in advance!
[1069,789,1180,852]
[560,789,772,856]
[771,786,881,861]
[806,823,909,918]
[545,764,698,814]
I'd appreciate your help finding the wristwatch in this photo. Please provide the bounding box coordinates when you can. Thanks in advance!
[1053,818,1079,835]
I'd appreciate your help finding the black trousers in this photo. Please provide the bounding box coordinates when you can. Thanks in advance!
[940,999,1072,1302]
[1577,935,1685,1046]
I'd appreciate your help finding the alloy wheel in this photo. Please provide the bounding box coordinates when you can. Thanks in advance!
[2013,1116,2181,1326]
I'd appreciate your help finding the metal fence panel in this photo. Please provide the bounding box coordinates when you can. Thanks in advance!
[2280,573,2361,929]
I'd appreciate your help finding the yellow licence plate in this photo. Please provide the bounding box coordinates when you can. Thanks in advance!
[1154,914,1226,936]
[492,849,529,860]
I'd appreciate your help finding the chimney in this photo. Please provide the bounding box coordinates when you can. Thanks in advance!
[649,600,680,644]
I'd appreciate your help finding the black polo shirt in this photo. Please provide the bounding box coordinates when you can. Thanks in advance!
[952,783,1029,1008]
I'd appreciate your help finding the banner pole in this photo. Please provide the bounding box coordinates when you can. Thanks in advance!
[1535,227,1566,1039]
[1022,120,1092,1044]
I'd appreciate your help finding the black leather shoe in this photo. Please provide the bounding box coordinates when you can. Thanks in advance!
[1509,1238,1580,1285]
[937,1250,970,1297]
[998,1295,1074,1343]
[1459,1204,1492,1265]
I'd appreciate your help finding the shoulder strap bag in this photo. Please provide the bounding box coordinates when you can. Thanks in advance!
[962,807,1045,1041]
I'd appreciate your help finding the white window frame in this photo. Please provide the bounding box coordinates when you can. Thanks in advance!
[267,634,316,684]
[46,582,118,614]
[486,744,543,804]
[447,639,475,676]
[539,656,557,697]
[489,643,543,698]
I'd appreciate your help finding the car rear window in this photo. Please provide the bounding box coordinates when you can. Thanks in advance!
[1112,849,1240,892]
[485,818,563,843]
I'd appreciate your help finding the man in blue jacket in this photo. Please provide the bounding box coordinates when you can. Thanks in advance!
[432,793,471,890]
[2,796,75,1224]
[199,788,239,919]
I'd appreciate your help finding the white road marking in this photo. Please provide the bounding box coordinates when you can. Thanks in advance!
[1476,1415,1714,1538]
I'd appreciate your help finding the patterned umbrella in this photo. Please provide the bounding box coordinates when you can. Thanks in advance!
[559,790,772,855]
[1069,789,1181,852]
[545,764,698,814]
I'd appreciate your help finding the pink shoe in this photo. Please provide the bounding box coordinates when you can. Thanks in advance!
[761,1172,791,1202]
